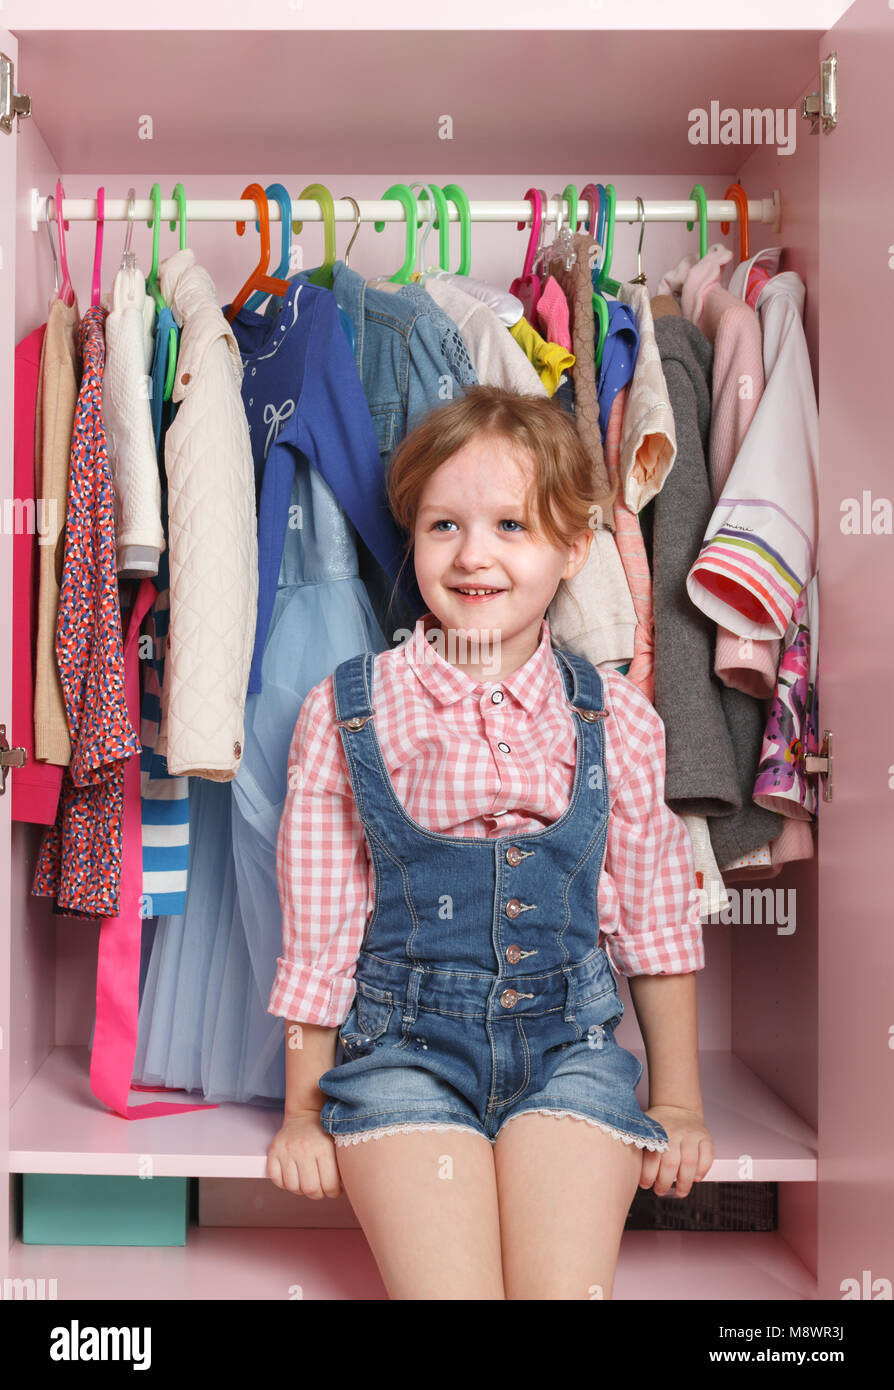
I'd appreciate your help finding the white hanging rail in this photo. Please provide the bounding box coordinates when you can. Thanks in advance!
[31,191,782,232]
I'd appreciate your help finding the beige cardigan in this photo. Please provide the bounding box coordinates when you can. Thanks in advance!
[34,296,80,765]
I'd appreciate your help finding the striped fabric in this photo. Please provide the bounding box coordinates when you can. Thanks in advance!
[139,582,189,916]
[688,519,805,638]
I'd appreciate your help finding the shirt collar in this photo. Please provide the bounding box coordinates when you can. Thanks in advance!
[402,612,560,713]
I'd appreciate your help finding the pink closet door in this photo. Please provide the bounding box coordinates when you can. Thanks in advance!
[817,0,894,1298]
[0,24,18,1259]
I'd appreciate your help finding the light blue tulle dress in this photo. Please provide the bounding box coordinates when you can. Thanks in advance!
[132,460,388,1105]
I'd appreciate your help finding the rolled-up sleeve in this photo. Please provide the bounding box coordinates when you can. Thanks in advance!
[599,673,705,977]
[268,677,372,1027]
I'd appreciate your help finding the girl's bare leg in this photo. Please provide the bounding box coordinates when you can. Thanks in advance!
[335,1127,505,1299]
[494,1112,643,1299]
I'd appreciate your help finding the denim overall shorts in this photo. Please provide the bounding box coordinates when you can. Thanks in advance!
[317,644,670,1154]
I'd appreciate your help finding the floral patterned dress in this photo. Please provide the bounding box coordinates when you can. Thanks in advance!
[32,304,141,918]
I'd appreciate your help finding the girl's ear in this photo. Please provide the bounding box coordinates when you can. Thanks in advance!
[562,529,592,583]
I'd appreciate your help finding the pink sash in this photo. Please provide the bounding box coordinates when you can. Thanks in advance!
[90,577,219,1118]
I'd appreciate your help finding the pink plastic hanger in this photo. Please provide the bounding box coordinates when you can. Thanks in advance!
[54,179,76,307]
[510,187,544,320]
[91,187,105,307]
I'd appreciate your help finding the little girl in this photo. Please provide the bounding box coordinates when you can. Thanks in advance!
[266,385,714,1299]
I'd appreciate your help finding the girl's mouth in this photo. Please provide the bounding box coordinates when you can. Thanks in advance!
[450,587,506,603]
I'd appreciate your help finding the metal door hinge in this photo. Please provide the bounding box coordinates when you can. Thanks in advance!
[801,53,837,133]
[0,54,31,135]
[804,729,833,802]
[0,724,27,795]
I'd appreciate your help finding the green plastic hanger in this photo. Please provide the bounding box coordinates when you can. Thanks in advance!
[373,184,418,282]
[562,183,580,234]
[686,184,709,259]
[595,184,621,296]
[440,184,472,275]
[593,292,610,372]
[293,184,337,288]
[161,184,186,401]
[145,184,166,311]
[416,184,451,271]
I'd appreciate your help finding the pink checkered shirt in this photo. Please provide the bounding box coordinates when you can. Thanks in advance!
[269,614,705,1027]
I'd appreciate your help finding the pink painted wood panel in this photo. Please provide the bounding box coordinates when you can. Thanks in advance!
[5,1226,816,1301]
[14,28,821,176]
[816,0,894,1299]
[0,22,19,1267]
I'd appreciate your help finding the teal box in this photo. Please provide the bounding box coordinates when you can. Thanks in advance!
[23,1174,189,1246]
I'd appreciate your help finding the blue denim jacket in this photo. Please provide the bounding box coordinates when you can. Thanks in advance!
[267,260,478,457]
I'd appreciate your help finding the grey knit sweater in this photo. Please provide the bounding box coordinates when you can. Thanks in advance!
[646,315,783,861]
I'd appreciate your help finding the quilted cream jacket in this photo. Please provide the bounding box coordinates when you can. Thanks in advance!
[156,249,259,781]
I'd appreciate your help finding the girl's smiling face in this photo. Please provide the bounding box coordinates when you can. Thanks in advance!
[412,432,591,677]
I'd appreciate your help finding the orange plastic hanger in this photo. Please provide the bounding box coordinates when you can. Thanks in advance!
[224,183,292,323]
[720,183,750,263]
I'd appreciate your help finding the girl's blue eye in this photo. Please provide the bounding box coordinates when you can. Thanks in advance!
[430,520,525,533]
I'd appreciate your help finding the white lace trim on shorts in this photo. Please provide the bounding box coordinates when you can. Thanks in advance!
[332,1111,668,1152]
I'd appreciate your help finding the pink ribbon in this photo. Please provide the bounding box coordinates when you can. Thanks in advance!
[89,577,219,1119]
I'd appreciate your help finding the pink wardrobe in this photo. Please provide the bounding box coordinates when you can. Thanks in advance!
[0,9,890,1300]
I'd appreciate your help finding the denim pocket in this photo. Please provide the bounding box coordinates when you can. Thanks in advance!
[354,982,394,1041]
[574,980,625,1034]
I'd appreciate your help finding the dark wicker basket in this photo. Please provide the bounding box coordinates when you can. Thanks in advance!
[625,1182,777,1232]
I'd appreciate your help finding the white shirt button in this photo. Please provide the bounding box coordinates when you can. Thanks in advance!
[497,742,511,754]
[491,690,504,704]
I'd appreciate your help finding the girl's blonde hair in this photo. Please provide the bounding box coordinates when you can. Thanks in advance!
[385,386,601,619]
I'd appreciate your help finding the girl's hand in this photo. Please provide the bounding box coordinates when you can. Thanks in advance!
[639,1106,714,1198]
[266,1109,343,1199]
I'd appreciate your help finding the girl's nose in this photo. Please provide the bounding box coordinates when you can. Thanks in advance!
[453,531,492,568]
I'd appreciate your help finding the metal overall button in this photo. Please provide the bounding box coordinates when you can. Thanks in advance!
[505,845,524,866]
[570,706,608,722]
[505,944,522,964]
[335,714,373,730]
[500,989,519,1009]
[506,898,535,919]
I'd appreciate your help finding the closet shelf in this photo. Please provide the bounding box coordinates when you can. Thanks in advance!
[9,1045,816,1181]
[4,1226,817,1300]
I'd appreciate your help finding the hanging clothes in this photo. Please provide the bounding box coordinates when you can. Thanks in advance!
[536,275,572,351]
[134,460,388,1104]
[424,270,523,326]
[32,305,142,919]
[506,314,574,394]
[102,262,165,577]
[155,248,259,781]
[662,242,780,698]
[685,248,818,643]
[603,385,654,700]
[229,277,409,692]
[11,324,63,825]
[645,313,738,815]
[545,232,614,518]
[596,300,638,439]
[615,282,677,513]
[139,559,189,915]
[34,293,81,767]
[380,281,480,389]
[753,576,819,819]
[412,276,547,394]
[136,294,190,914]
